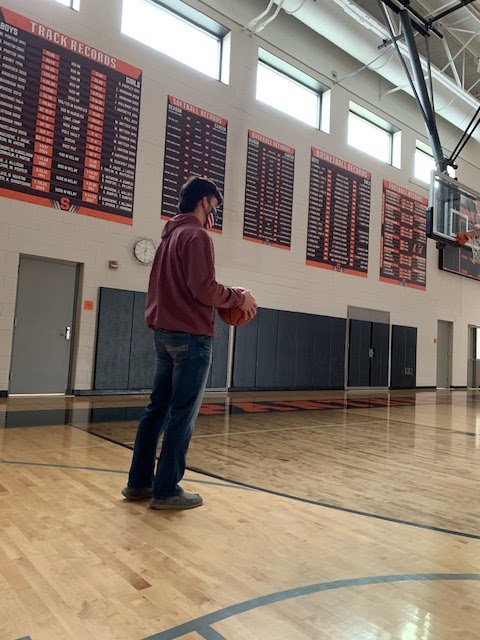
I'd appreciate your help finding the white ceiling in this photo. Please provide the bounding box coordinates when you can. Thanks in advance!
[269,0,480,142]
[355,0,480,100]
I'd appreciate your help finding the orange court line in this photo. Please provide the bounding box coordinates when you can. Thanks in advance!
[198,405,225,415]
[275,400,337,410]
[229,402,271,413]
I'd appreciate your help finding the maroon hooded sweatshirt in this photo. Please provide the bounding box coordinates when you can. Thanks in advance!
[145,214,245,337]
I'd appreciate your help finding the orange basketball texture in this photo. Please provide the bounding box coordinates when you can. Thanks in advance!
[217,306,250,326]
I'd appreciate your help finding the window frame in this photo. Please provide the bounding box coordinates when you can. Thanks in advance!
[414,141,436,184]
[414,140,455,183]
[348,102,400,166]
[55,0,80,10]
[256,48,327,130]
[121,0,229,82]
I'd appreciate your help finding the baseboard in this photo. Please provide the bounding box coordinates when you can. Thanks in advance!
[411,386,460,390]
[73,389,151,396]
[389,386,417,390]
[411,386,436,390]
[228,386,345,392]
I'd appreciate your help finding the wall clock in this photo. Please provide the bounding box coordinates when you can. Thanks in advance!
[130,237,156,265]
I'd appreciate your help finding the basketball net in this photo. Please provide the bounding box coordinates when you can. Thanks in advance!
[456,228,480,263]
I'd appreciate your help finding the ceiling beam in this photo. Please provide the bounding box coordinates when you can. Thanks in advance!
[379,0,443,38]
[429,0,476,26]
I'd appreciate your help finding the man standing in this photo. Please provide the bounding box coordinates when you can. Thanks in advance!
[122,176,257,509]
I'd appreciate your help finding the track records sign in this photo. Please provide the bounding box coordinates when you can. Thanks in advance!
[0,8,142,224]
[306,148,371,275]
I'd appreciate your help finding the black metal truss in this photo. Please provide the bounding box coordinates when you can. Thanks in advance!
[376,0,478,173]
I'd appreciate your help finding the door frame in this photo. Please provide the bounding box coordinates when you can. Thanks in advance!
[467,324,480,388]
[436,319,453,389]
[10,254,81,395]
[346,306,391,390]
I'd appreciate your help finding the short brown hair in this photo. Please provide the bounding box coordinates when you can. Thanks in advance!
[178,176,223,213]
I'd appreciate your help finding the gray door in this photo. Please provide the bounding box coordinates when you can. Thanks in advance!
[348,319,371,386]
[348,319,389,387]
[468,325,480,388]
[436,320,453,389]
[10,257,77,394]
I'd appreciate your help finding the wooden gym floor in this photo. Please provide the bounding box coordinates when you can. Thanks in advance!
[1,388,479,639]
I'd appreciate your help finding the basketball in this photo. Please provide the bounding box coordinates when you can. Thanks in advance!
[217,306,250,326]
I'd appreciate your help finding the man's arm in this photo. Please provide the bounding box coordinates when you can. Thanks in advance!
[184,233,248,309]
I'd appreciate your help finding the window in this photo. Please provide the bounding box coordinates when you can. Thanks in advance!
[414,141,435,183]
[256,49,326,129]
[122,0,228,81]
[348,102,400,166]
[55,0,80,9]
[414,140,455,183]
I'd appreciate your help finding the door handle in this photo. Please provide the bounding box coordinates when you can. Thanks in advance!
[60,326,71,340]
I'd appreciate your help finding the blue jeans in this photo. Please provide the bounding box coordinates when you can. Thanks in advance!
[127,329,213,498]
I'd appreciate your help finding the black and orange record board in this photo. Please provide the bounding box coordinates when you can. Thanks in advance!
[161,96,227,231]
[306,148,371,275]
[0,8,142,224]
[440,244,480,281]
[380,180,427,290]
[243,130,294,249]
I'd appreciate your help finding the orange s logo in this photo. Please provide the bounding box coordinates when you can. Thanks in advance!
[60,197,71,211]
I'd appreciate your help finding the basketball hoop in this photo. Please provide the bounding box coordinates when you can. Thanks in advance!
[456,228,480,263]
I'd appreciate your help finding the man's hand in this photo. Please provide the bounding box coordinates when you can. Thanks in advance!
[239,290,258,321]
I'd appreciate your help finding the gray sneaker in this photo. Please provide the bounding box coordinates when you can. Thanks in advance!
[122,486,153,500]
[149,491,203,510]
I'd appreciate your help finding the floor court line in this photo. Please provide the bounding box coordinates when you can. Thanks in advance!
[191,418,477,439]
[343,412,478,435]
[0,458,255,491]
[3,416,472,445]
[0,459,129,474]
[142,573,480,640]
[4,408,479,541]
[190,420,389,439]
[2,393,467,430]
[187,466,480,540]
[197,625,227,640]
[1,456,477,539]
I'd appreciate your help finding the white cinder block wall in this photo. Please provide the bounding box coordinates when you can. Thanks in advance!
[1,0,480,392]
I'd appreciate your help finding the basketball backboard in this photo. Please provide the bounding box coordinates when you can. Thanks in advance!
[427,172,480,248]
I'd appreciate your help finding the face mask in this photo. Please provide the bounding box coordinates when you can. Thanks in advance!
[204,203,217,229]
